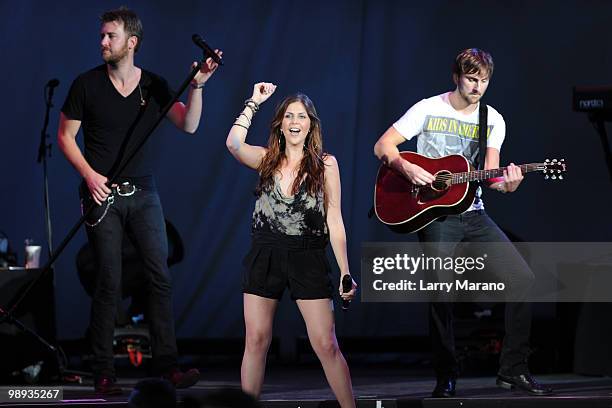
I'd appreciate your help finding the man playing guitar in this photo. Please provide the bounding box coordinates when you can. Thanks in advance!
[374,48,553,398]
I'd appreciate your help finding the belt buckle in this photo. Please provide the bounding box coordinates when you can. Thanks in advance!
[116,182,136,196]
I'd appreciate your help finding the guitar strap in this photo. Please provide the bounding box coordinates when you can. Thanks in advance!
[477,101,488,170]
[472,102,488,205]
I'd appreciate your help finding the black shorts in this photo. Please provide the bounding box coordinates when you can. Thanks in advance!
[242,232,334,300]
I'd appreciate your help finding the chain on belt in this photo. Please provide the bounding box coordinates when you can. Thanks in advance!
[81,182,139,227]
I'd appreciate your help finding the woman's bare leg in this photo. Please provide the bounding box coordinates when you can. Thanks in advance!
[241,293,278,397]
[297,299,355,408]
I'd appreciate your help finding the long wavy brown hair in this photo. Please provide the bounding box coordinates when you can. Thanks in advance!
[256,93,327,201]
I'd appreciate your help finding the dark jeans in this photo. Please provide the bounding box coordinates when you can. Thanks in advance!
[417,210,534,377]
[82,188,178,378]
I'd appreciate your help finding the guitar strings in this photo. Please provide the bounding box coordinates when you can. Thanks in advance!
[414,163,557,186]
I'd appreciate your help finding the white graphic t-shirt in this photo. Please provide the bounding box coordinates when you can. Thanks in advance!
[393,92,505,211]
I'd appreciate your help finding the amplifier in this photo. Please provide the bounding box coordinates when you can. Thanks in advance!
[0,267,57,381]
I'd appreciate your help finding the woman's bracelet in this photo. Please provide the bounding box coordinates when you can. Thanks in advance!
[238,112,251,126]
[233,122,249,131]
[232,99,260,131]
[244,98,260,112]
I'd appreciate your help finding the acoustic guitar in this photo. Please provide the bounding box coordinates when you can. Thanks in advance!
[374,151,566,233]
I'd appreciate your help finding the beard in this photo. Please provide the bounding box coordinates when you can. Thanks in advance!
[101,40,129,65]
[459,88,482,105]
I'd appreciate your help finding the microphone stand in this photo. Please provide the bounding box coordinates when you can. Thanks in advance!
[0,48,218,381]
[38,83,56,258]
[588,113,612,183]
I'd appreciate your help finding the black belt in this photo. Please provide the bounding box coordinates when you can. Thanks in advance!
[252,231,328,250]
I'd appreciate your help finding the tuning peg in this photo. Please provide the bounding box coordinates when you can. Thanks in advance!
[545,175,549,180]
[552,159,557,163]
[552,175,557,180]
[559,175,563,180]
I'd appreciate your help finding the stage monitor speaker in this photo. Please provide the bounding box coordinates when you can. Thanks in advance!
[574,302,612,376]
[0,267,57,382]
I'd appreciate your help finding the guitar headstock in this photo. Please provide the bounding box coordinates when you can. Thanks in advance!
[540,159,567,180]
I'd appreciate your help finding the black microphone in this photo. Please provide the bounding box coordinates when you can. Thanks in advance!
[341,274,353,311]
[191,34,223,65]
[46,78,60,88]
[45,79,60,107]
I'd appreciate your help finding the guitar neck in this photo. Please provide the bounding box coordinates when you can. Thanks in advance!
[451,163,542,184]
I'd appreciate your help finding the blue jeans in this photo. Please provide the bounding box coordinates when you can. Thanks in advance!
[82,187,178,378]
[417,210,535,377]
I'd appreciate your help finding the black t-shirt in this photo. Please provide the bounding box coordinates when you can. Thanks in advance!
[62,64,174,180]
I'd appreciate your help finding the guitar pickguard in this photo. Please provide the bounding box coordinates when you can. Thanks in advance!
[416,186,448,204]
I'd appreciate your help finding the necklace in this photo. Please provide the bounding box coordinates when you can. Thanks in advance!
[137,82,146,106]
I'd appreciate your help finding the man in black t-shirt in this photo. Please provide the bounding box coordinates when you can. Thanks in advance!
[58,7,221,395]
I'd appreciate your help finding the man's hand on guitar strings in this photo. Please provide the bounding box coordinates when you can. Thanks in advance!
[403,161,435,186]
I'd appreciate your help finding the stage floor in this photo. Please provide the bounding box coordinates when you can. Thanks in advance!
[1,365,611,407]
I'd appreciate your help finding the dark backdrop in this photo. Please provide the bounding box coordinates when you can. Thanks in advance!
[1,0,610,340]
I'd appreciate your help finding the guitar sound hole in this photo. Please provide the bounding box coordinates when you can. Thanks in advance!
[432,180,448,191]
[431,171,451,191]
